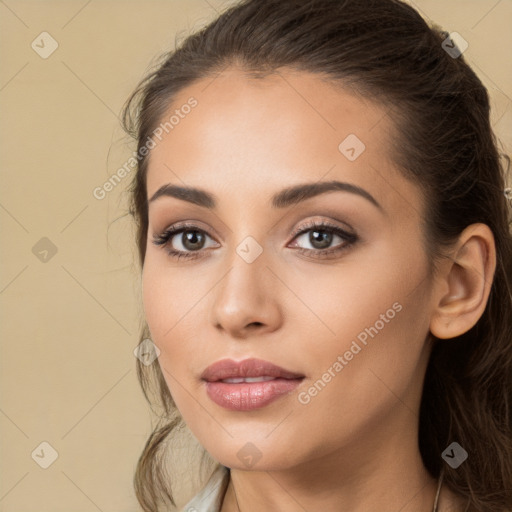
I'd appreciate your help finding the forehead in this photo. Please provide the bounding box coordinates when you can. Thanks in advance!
[145,66,418,218]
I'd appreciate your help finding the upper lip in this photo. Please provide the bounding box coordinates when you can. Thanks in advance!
[201,358,305,382]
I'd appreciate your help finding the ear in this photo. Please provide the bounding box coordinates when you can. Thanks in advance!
[430,223,496,339]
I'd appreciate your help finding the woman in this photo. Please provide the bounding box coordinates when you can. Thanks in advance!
[122,0,512,510]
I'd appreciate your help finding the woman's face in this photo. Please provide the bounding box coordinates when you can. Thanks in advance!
[142,66,437,471]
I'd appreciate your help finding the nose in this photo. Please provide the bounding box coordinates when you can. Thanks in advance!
[210,245,282,339]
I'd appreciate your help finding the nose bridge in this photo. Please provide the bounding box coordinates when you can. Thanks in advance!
[220,207,271,285]
[210,232,280,334]
[219,234,269,307]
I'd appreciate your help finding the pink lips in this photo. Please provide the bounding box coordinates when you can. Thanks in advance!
[201,358,304,411]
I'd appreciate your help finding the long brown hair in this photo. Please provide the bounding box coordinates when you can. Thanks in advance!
[121,0,512,510]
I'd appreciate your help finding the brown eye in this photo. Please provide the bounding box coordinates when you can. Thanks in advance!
[289,221,358,258]
[152,224,218,260]
[177,230,207,251]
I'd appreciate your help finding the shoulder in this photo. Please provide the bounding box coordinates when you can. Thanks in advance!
[180,465,230,512]
[440,486,470,512]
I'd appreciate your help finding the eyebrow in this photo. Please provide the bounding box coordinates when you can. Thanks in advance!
[148,180,382,211]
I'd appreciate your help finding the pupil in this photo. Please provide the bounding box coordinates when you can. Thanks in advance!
[310,230,332,249]
[183,231,203,250]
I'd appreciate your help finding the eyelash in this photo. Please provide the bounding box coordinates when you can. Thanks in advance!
[151,220,358,261]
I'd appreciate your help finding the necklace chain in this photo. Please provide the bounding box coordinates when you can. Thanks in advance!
[231,468,445,512]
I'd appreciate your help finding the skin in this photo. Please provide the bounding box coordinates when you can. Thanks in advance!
[142,66,495,512]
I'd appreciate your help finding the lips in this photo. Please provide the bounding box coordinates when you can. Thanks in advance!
[200,358,305,382]
[201,358,305,411]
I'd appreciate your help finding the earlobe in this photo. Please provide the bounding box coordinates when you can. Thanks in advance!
[430,223,496,340]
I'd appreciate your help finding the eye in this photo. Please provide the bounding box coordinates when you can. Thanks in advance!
[152,219,358,261]
[288,220,357,258]
[152,222,218,260]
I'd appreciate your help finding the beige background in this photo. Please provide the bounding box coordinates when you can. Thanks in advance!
[1,1,511,511]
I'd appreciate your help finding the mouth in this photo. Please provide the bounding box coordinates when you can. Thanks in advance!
[219,376,278,383]
[201,357,305,382]
[201,358,305,411]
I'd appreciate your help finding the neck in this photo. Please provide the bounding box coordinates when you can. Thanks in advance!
[221,408,440,512]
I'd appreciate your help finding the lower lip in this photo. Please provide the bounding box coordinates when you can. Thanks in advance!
[204,378,303,411]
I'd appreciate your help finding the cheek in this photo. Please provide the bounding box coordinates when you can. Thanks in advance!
[141,256,214,393]
[287,248,432,418]
[142,254,205,340]
[298,278,431,432]
[284,240,428,347]
[271,295,431,469]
